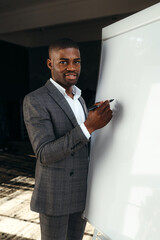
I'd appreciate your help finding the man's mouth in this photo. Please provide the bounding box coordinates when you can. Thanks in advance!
[64,73,78,79]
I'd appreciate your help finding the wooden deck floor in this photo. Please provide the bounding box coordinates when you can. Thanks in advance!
[0,152,94,240]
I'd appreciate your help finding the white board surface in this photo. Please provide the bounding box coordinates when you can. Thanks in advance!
[84,3,160,240]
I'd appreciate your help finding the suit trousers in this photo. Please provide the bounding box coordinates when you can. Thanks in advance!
[39,211,86,240]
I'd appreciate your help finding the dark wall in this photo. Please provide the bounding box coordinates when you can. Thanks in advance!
[28,46,50,92]
[0,41,29,101]
[0,40,29,143]
[78,41,101,107]
[28,40,102,107]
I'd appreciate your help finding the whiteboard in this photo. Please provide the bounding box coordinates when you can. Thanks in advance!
[84,3,160,240]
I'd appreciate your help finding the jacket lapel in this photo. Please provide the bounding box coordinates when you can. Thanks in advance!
[45,80,78,127]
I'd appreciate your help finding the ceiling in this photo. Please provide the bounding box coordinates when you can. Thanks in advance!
[0,0,159,47]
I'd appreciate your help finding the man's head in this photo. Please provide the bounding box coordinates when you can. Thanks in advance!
[47,38,81,90]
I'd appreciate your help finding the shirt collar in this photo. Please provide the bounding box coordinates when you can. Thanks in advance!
[50,78,81,100]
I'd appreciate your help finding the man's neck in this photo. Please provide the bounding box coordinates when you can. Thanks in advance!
[65,87,74,99]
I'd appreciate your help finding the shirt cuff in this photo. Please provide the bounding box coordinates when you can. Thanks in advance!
[80,123,91,140]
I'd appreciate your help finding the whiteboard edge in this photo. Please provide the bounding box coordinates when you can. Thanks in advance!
[102,2,160,40]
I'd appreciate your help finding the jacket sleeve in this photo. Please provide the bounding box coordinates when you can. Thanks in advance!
[23,94,89,166]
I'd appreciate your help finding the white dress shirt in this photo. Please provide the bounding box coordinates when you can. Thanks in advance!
[50,78,90,139]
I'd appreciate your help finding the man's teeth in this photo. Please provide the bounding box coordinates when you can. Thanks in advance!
[66,74,76,76]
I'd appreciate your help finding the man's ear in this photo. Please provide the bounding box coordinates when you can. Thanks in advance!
[47,59,52,70]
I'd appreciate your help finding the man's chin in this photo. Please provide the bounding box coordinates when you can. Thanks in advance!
[65,78,78,86]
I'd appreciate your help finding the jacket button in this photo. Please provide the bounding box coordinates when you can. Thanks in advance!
[70,171,74,176]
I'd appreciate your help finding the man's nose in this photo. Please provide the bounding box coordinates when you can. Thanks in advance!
[66,62,75,71]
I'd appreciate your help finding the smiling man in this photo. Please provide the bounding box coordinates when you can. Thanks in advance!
[23,38,112,240]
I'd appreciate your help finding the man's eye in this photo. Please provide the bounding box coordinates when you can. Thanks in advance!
[60,61,67,64]
[74,61,81,64]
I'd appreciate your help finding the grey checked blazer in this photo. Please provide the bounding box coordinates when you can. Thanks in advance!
[23,80,90,216]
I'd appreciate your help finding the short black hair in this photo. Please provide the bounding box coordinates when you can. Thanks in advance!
[48,38,79,58]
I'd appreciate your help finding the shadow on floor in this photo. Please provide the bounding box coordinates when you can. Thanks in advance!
[0,232,35,240]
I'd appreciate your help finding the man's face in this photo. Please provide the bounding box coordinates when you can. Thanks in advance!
[48,47,81,89]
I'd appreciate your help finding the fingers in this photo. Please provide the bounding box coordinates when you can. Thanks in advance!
[97,100,110,113]
[108,109,113,118]
[97,101,113,123]
[105,109,113,124]
[95,101,103,106]
[85,100,113,133]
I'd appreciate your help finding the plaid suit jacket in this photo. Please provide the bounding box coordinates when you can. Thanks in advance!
[23,80,90,216]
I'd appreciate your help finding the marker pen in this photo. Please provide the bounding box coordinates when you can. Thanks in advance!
[88,99,114,111]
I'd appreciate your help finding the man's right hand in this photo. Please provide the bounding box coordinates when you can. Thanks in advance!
[84,100,112,134]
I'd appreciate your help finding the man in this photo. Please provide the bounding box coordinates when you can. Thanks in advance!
[23,38,112,240]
